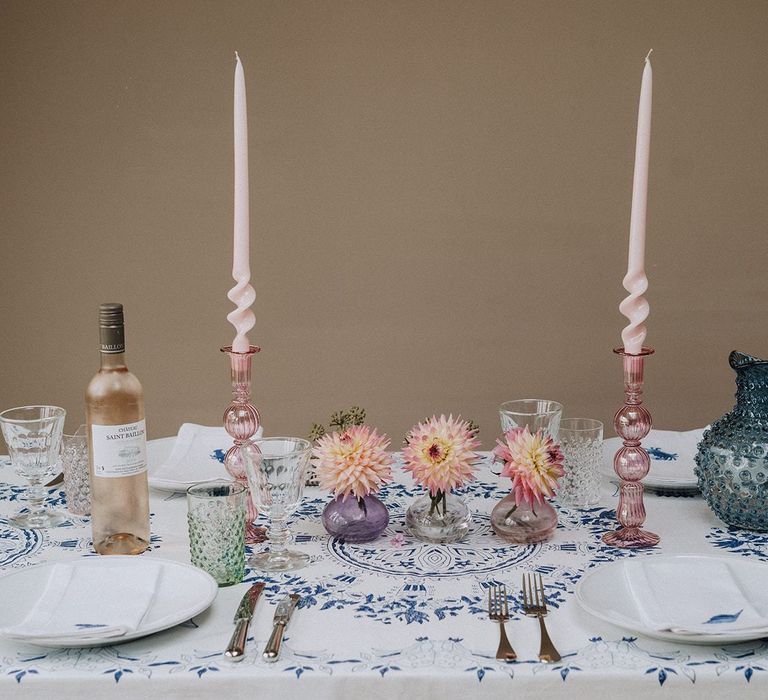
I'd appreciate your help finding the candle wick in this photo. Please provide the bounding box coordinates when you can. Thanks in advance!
[645,48,653,62]
[235,50,240,62]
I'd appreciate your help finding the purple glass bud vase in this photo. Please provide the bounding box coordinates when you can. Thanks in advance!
[322,494,389,543]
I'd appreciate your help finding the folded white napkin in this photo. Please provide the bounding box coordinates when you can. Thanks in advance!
[2,561,161,642]
[151,423,262,489]
[624,557,768,635]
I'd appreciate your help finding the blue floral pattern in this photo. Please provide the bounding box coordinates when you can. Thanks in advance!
[0,451,767,696]
[706,526,768,561]
[0,518,42,567]
[647,447,679,461]
[234,458,639,627]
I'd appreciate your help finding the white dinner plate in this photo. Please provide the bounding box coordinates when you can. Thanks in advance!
[576,555,768,644]
[0,557,217,647]
[601,429,704,492]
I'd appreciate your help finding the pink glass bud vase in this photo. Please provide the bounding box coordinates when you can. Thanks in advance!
[491,494,558,543]
[322,494,389,543]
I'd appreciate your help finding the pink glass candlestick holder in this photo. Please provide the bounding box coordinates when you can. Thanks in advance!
[602,346,660,549]
[221,344,265,544]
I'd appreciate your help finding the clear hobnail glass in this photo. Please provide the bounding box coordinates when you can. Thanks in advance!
[557,418,603,507]
[187,480,246,586]
[61,425,90,516]
[322,494,389,542]
[499,399,563,439]
[695,351,768,531]
[0,405,67,528]
[244,437,312,571]
[491,493,558,543]
[405,491,471,543]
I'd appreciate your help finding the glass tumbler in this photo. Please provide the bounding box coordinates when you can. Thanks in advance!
[244,437,312,571]
[557,418,603,507]
[499,399,563,439]
[0,405,67,528]
[187,480,246,586]
[61,425,90,515]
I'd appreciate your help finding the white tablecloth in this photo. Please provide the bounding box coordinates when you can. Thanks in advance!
[2,450,768,699]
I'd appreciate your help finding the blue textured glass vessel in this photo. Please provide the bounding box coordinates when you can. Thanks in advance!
[322,494,389,543]
[695,351,768,531]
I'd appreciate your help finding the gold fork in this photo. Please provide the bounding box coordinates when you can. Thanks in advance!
[521,572,561,663]
[488,584,516,661]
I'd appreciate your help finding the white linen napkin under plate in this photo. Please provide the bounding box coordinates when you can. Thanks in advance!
[1,561,161,642]
[150,423,262,489]
[624,557,768,636]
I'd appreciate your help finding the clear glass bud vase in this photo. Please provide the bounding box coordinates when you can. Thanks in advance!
[405,491,471,543]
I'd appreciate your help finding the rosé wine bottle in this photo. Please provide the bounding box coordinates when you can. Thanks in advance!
[85,303,150,555]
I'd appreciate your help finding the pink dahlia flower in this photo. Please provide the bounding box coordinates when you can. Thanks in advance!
[312,424,392,500]
[402,414,480,496]
[493,426,565,506]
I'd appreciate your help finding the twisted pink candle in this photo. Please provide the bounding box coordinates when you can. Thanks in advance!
[228,52,256,353]
[620,51,652,355]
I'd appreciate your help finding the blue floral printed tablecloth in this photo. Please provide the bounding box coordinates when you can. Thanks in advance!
[1,450,768,700]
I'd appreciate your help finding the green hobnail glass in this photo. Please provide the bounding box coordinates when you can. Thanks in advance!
[187,480,246,586]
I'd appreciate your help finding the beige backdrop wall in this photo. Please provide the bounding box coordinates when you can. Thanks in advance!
[1,0,766,450]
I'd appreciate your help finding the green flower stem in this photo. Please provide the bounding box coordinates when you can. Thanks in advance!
[504,498,536,520]
[429,490,448,518]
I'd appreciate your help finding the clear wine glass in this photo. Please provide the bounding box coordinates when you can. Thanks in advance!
[244,437,311,571]
[0,405,67,528]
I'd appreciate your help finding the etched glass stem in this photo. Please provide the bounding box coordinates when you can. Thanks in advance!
[221,345,264,544]
[25,478,47,525]
[265,515,290,559]
[603,346,660,548]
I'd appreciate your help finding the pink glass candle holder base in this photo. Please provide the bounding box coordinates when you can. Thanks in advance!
[221,345,265,544]
[602,346,660,549]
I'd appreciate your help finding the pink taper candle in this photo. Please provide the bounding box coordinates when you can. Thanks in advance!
[227,52,256,353]
[620,50,652,355]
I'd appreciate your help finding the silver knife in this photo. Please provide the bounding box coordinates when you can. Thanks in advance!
[224,582,265,661]
[262,594,300,662]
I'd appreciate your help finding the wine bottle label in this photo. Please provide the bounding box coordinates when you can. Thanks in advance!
[91,419,147,478]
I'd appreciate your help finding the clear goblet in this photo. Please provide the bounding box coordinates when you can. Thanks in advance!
[244,437,312,571]
[0,405,67,528]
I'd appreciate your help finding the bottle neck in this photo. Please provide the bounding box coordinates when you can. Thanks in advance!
[100,351,127,370]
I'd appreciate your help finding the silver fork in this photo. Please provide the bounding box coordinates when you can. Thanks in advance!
[521,572,561,663]
[488,584,516,661]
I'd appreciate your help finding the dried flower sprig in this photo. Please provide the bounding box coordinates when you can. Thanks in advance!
[310,406,366,442]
